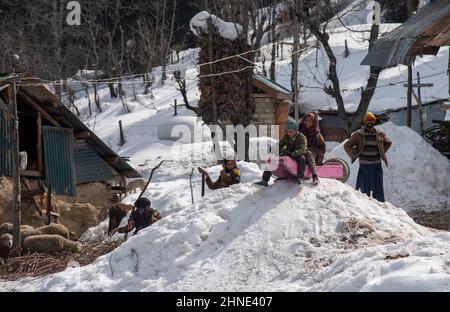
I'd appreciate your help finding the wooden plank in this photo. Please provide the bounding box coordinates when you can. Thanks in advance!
[20,170,44,178]
[42,210,60,217]
[21,189,44,198]
[10,82,21,256]
[407,65,412,128]
[74,132,90,139]
[21,178,43,216]
[403,83,434,88]
[18,92,61,127]
[37,113,43,172]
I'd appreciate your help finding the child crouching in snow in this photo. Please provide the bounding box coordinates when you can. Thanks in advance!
[110,197,161,236]
[198,159,241,190]
[255,119,308,186]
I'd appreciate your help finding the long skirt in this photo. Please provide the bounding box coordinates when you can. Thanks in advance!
[355,163,385,202]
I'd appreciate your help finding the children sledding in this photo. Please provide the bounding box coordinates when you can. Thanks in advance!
[255,112,349,187]
[255,118,316,186]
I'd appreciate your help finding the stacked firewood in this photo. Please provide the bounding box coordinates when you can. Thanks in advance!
[193,21,253,125]
[422,120,450,159]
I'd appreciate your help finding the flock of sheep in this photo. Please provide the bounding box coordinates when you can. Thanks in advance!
[0,223,82,257]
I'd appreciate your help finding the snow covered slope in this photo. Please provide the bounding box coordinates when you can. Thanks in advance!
[3,164,450,292]
[327,122,450,212]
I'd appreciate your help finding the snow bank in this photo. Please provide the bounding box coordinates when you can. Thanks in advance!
[190,11,242,41]
[3,160,444,292]
[308,233,450,292]
[327,122,450,212]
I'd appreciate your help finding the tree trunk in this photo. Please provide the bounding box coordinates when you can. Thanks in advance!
[10,82,21,256]
[108,82,118,98]
[270,1,277,81]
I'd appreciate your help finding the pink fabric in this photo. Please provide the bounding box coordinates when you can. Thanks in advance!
[266,156,344,179]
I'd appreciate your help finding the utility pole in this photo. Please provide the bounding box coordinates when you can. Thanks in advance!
[403,76,433,132]
[10,80,21,256]
[406,65,413,128]
[416,72,424,133]
[119,120,126,146]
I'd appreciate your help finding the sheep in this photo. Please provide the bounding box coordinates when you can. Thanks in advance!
[23,235,82,254]
[0,233,12,257]
[0,223,12,236]
[37,224,70,239]
[0,223,71,245]
[0,223,40,244]
[107,203,133,235]
[0,223,38,235]
[126,179,146,194]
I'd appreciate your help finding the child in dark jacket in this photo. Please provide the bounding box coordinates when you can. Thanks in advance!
[255,119,307,186]
[198,159,241,190]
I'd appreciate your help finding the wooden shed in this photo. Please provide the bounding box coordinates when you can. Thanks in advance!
[0,75,140,200]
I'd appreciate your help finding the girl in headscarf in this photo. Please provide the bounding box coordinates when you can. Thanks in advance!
[298,112,326,185]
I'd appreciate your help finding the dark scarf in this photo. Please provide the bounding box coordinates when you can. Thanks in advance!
[300,125,319,147]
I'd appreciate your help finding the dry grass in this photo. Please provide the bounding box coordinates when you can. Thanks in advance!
[0,240,123,281]
[409,210,450,231]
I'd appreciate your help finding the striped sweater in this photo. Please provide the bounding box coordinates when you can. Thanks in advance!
[359,130,381,164]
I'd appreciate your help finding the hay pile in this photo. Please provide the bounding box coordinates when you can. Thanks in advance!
[0,240,122,281]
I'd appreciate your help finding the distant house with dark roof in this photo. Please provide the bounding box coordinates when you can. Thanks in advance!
[361,0,450,68]
[0,75,140,198]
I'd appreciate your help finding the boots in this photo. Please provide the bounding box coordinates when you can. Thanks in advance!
[255,180,269,187]
[312,175,320,185]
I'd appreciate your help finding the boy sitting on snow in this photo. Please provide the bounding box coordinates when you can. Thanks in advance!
[255,119,308,186]
[198,159,241,190]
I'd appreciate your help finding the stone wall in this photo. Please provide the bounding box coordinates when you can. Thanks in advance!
[253,96,276,127]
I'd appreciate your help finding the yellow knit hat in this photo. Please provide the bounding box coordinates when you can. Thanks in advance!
[363,112,376,124]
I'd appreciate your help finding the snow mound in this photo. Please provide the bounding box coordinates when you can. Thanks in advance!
[190,11,243,41]
[307,233,450,292]
[2,161,441,291]
[327,122,450,212]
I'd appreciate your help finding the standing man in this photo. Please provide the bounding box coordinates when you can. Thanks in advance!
[344,112,392,202]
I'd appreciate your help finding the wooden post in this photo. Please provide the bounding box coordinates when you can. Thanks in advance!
[189,168,194,204]
[407,65,413,128]
[201,173,205,197]
[344,39,349,58]
[37,112,43,172]
[292,13,300,122]
[119,120,126,146]
[10,81,21,256]
[174,99,177,116]
[416,72,424,133]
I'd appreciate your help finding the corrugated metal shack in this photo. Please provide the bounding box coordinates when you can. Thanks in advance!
[0,75,140,198]
[361,0,450,68]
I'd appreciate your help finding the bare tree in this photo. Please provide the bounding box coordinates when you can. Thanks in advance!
[299,0,383,135]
